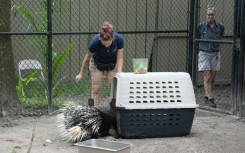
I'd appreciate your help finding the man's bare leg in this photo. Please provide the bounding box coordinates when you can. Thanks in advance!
[203,70,212,99]
[203,70,216,108]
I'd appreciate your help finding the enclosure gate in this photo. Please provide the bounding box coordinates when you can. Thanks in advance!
[190,0,245,117]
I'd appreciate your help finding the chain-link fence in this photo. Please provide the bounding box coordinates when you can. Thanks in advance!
[1,0,244,116]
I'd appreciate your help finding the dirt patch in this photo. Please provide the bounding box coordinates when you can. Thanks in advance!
[1,109,245,153]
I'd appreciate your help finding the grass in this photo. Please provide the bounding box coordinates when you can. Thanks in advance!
[54,82,92,96]
[54,80,110,96]
[18,80,111,108]
[19,96,65,108]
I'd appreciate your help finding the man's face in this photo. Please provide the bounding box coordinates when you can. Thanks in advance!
[207,9,215,23]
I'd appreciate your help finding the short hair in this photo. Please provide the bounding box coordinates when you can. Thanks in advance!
[207,5,216,13]
[99,22,114,41]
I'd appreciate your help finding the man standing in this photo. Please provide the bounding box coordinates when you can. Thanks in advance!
[197,5,225,108]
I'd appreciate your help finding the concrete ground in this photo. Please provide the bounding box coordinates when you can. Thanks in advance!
[1,108,245,153]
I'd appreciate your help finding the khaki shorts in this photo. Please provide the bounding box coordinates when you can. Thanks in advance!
[198,51,220,71]
[89,58,117,72]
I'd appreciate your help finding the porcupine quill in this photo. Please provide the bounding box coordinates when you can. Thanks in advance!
[56,105,102,142]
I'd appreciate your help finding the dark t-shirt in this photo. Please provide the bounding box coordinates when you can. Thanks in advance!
[197,21,225,52]
[88,32,124,63]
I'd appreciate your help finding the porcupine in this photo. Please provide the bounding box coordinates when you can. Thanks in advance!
[56,98,117,142]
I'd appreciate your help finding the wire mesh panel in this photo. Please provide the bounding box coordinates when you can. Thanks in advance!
[12,35,51,110]
[195,45,233,113]
[50,0,191,107]
[151,35,188,72]
[1,0,244,116]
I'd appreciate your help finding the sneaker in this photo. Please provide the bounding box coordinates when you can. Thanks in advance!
[203,96,208,105]
[205,98,216,108]
[88,98,94,107]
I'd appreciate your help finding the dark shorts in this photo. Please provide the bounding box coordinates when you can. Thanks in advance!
[89,58,117,72]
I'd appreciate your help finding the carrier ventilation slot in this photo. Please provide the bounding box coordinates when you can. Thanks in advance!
[127,113,182,127]
[128,80,182,104]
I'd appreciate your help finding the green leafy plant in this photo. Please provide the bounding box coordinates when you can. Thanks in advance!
[17,44,73,101]
[12,2,50,66]
[12,2,73,108]
[16,69,44,97]
[133,62,148,74]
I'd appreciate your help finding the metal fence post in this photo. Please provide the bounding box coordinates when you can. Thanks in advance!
[237,0,245,117]
[192,0,200,87]
[187,0,195,80]
[232,0,239,115]
[47,0,53,114]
